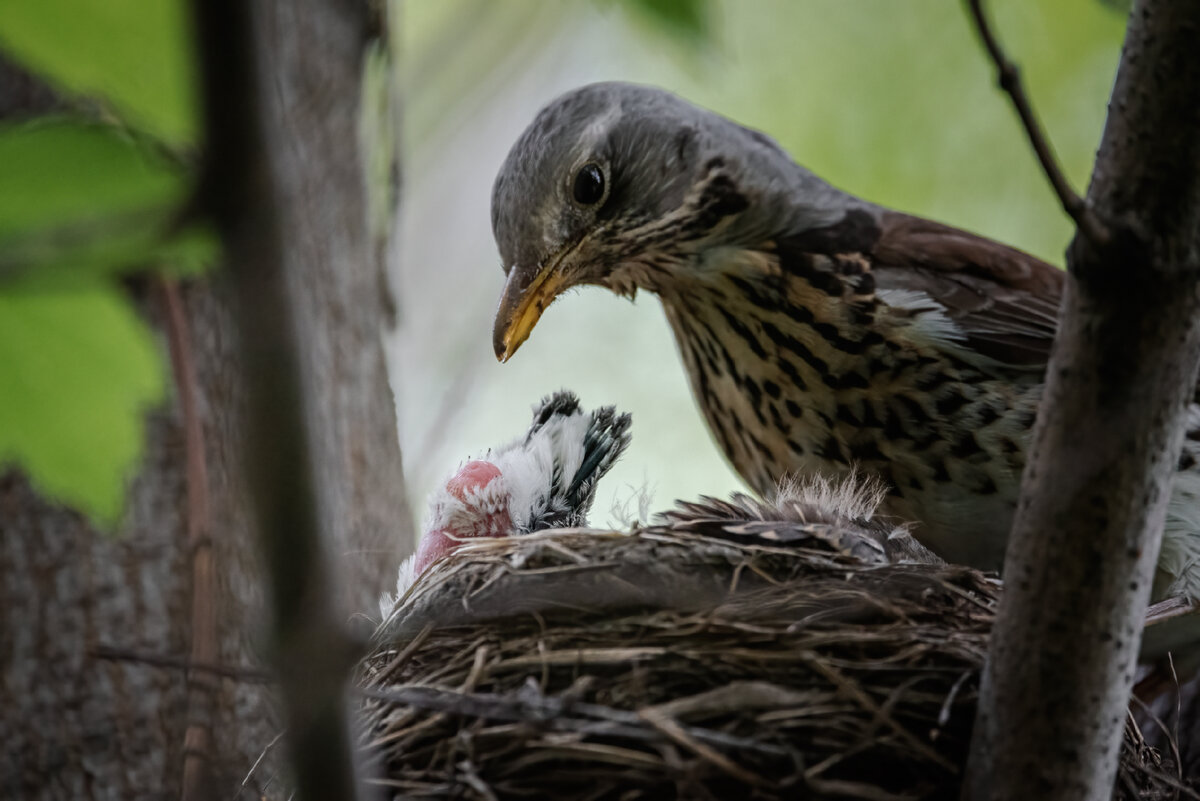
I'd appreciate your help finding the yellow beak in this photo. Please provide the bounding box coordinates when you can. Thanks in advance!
[492,254,572,362]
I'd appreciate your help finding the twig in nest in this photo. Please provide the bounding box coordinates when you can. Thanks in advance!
[965,0,1109,245]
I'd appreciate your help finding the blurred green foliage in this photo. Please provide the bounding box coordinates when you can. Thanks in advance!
[0,0,197,145]
[0,120,213,286]
[0,0,207,527]
[614,0,710,39]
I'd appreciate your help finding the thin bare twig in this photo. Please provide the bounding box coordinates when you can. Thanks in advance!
[241,732,286,797]
[91,645,271,683]
[965,0,1109,245]
[158,277,218,801]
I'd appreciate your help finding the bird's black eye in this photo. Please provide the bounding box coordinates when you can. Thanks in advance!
[572,163,606,206]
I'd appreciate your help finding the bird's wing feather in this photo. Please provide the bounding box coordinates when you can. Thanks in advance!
[870,212,1065,367]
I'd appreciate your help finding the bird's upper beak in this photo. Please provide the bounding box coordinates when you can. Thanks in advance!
[492,247,574,362]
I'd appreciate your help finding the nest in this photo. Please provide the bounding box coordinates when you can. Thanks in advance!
[359,528,1186,800]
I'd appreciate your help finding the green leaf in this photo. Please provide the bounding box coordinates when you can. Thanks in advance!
[0,118,214,287]
[0,0,197,145]
[619,0,710,40]
[0,287,165,528]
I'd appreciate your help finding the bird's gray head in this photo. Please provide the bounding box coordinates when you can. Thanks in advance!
[491,81,851,361]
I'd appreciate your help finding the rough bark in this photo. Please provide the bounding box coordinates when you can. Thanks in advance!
[0,0,409,794]
[965,2,1200,798]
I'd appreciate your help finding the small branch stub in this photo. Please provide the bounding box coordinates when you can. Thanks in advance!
[965,0,1109,246]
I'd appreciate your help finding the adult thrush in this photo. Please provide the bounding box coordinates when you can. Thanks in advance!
[490,82,1200,600]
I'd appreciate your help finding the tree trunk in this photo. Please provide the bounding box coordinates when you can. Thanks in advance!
[965,1,1200,797]
[0,1,409,794]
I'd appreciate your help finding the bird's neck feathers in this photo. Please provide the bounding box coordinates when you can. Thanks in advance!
[605,153,872,301]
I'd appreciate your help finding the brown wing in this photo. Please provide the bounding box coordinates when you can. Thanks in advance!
[871,212,1065,367]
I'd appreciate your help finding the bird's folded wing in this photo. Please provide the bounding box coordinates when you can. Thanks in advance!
[870,211,1065,368]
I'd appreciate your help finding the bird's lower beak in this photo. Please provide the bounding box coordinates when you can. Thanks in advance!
[492,255,572,362]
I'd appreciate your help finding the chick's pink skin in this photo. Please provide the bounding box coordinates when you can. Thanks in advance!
[413,460,512,573]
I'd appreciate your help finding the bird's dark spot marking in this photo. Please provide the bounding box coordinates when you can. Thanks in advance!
[684,322,721,377]
[740,378,767,426]
[687,175,749,232]
[861,403,885,428]
[950,434,985,460]
[935,393,971,416]
[975,475,998,495]
[704,157,726,172]
[892,395,930,428]
[807,269,846,298]
[908,476,923,491]
[710,415,736,459]
[860,330,885,347]
[781,302,816,327]
[833,371,869,390]
[1180,453,1197,471]
[976,405,1001,426]
[867,355,896,377]
[788,438,805,455]
[850,303,877,328]
[911,428,939,452]
[778,357,808,392]
[763,379,781,399]
[836,257,863,276]
[813,322,870,356]
[848,438,885,462]
[883,412,906,441]
[854,272,876,295]
[932,461,951,482]
[727,273,765,305]
[761,320,830,377]
[815,410,835,429]
[916,370,951,393]
[1000,438,1021,455]
[836,404,861,426]
[818,434,845,462]
[717,306,767,359]
[719,340,741,384]
[699,341,720,376]
[785,399,803,419]
[749,432,773,462]
[775,249,845,297]
[769,403,786,430]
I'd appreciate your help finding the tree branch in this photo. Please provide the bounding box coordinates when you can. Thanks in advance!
[965,1,1200,798]
[965,0,1109,246]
